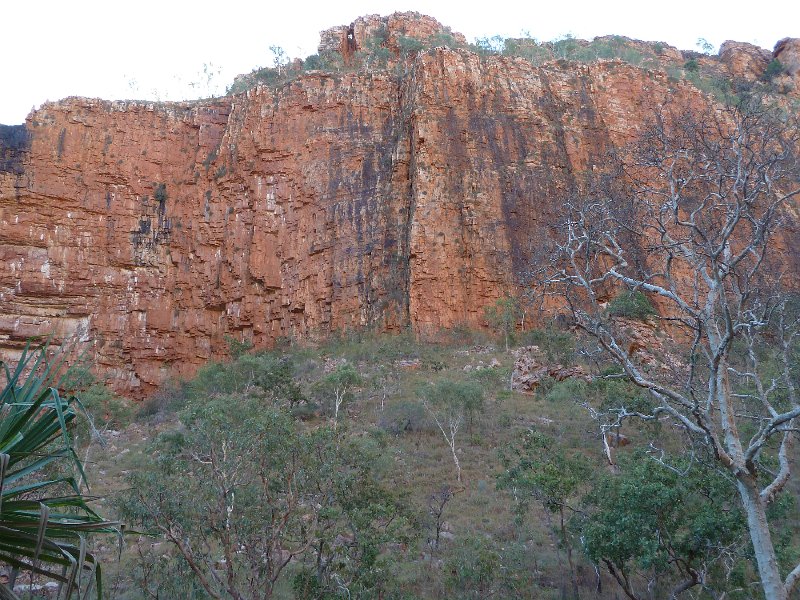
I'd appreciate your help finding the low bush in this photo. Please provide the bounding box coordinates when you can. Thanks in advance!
[119,394,413,599]
[136,377,188,419]
[762,58,784,82]
[468,365,510,388]
[607,290,657,320]
[545,379,588,403]
[187,353,304,407]
[62,364,132,428]
[522,327,576,363]
[379,399,431,434]
[444,535,501,598]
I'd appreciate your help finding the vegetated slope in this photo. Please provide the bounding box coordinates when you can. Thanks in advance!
[92,325,796,599]
[90,330,604,598]
[1,12,798,397]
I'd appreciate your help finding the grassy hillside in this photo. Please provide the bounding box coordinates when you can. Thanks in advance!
[64,323,797,599]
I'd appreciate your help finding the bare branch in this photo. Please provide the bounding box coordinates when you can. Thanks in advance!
[540,96,800,600]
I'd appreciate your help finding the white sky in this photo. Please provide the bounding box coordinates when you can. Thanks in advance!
[2,0,797,124]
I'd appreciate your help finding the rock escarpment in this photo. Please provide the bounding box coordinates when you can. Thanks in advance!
[1,13,797,396]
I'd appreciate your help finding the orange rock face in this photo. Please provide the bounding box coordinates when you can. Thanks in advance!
[775,38,800,90]
[719,41,771,81]
[0,16,797,397]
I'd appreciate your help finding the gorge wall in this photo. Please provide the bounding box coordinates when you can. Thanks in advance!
[1,13,798,396]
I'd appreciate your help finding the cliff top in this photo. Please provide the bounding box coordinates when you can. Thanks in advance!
[226,11,800,99]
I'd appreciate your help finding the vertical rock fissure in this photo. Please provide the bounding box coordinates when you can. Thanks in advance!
[397,60,423,330]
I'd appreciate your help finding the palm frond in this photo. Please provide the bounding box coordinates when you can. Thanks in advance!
[0,342,119,598]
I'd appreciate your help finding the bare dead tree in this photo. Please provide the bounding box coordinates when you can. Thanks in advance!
[543,96,800,600]
[427,485,454,552]
[424,399,464,483]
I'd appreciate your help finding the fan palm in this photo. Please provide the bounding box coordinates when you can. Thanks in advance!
[0,341,119,599]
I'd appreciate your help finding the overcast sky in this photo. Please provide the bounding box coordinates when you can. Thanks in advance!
[2,0,797,124]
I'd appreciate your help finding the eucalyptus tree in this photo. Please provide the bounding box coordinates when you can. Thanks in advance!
[420,379,484,483]
[120,392,411,599]
[542,97,800,599]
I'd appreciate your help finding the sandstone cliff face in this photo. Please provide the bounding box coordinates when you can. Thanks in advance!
[775,38,800,90]
[0,16,796,396]
[318,12,467,62]
[719,41,772,81]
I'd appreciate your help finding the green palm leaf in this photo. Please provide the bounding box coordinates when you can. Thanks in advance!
[0,341,119,599]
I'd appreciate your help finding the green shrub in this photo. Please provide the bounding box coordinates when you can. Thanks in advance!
[187,353,304,407]
[301,53,341,71]
[607,290,657,320]
[397,35,425,58]
[119,395,412,599]
[522,327,576,364]
[428,31,463,49]
[501,38,552,65]
[684,70,734,101]
[153,182,167,205]
[444,535,500,598]
[423,357,447,371]
[79,380,132,428]
[684,58,699,72]
[468,365,510,388]
[420,379,485,429]
[473,35,505,55]
[62,364,131,428]
[311,363,362,424]
[484,296,522,351]
[496,412,513,427]
[762,59,784,81]
[545,378,587,403]
[552,35,580,60]
[379,399,431,434]
[137,377,188,419]
[580,452,748,596]
[589,373,654,414]
[534,375,557,397]
[224,334,253,358]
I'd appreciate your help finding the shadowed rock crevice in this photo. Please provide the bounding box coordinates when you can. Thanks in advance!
[0,125,30,175]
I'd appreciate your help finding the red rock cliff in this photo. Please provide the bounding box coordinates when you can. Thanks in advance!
[1,14,797,396]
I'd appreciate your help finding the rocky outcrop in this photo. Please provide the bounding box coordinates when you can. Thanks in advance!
[775,38,800,75]
[318,12,467,62]
[1,16,797,397]
[511,346,589,394]
[775,38,800,90]
[719,41,772,81]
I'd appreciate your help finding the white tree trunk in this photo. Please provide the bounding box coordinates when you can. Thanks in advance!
[333,389,343,429]
[449,437,461,483]
[429,410,462,483]
[737,476,787,600]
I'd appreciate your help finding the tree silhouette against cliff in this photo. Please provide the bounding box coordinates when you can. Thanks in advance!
[541,96,800,600]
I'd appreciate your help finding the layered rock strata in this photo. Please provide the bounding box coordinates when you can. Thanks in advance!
[1,14,796,396]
